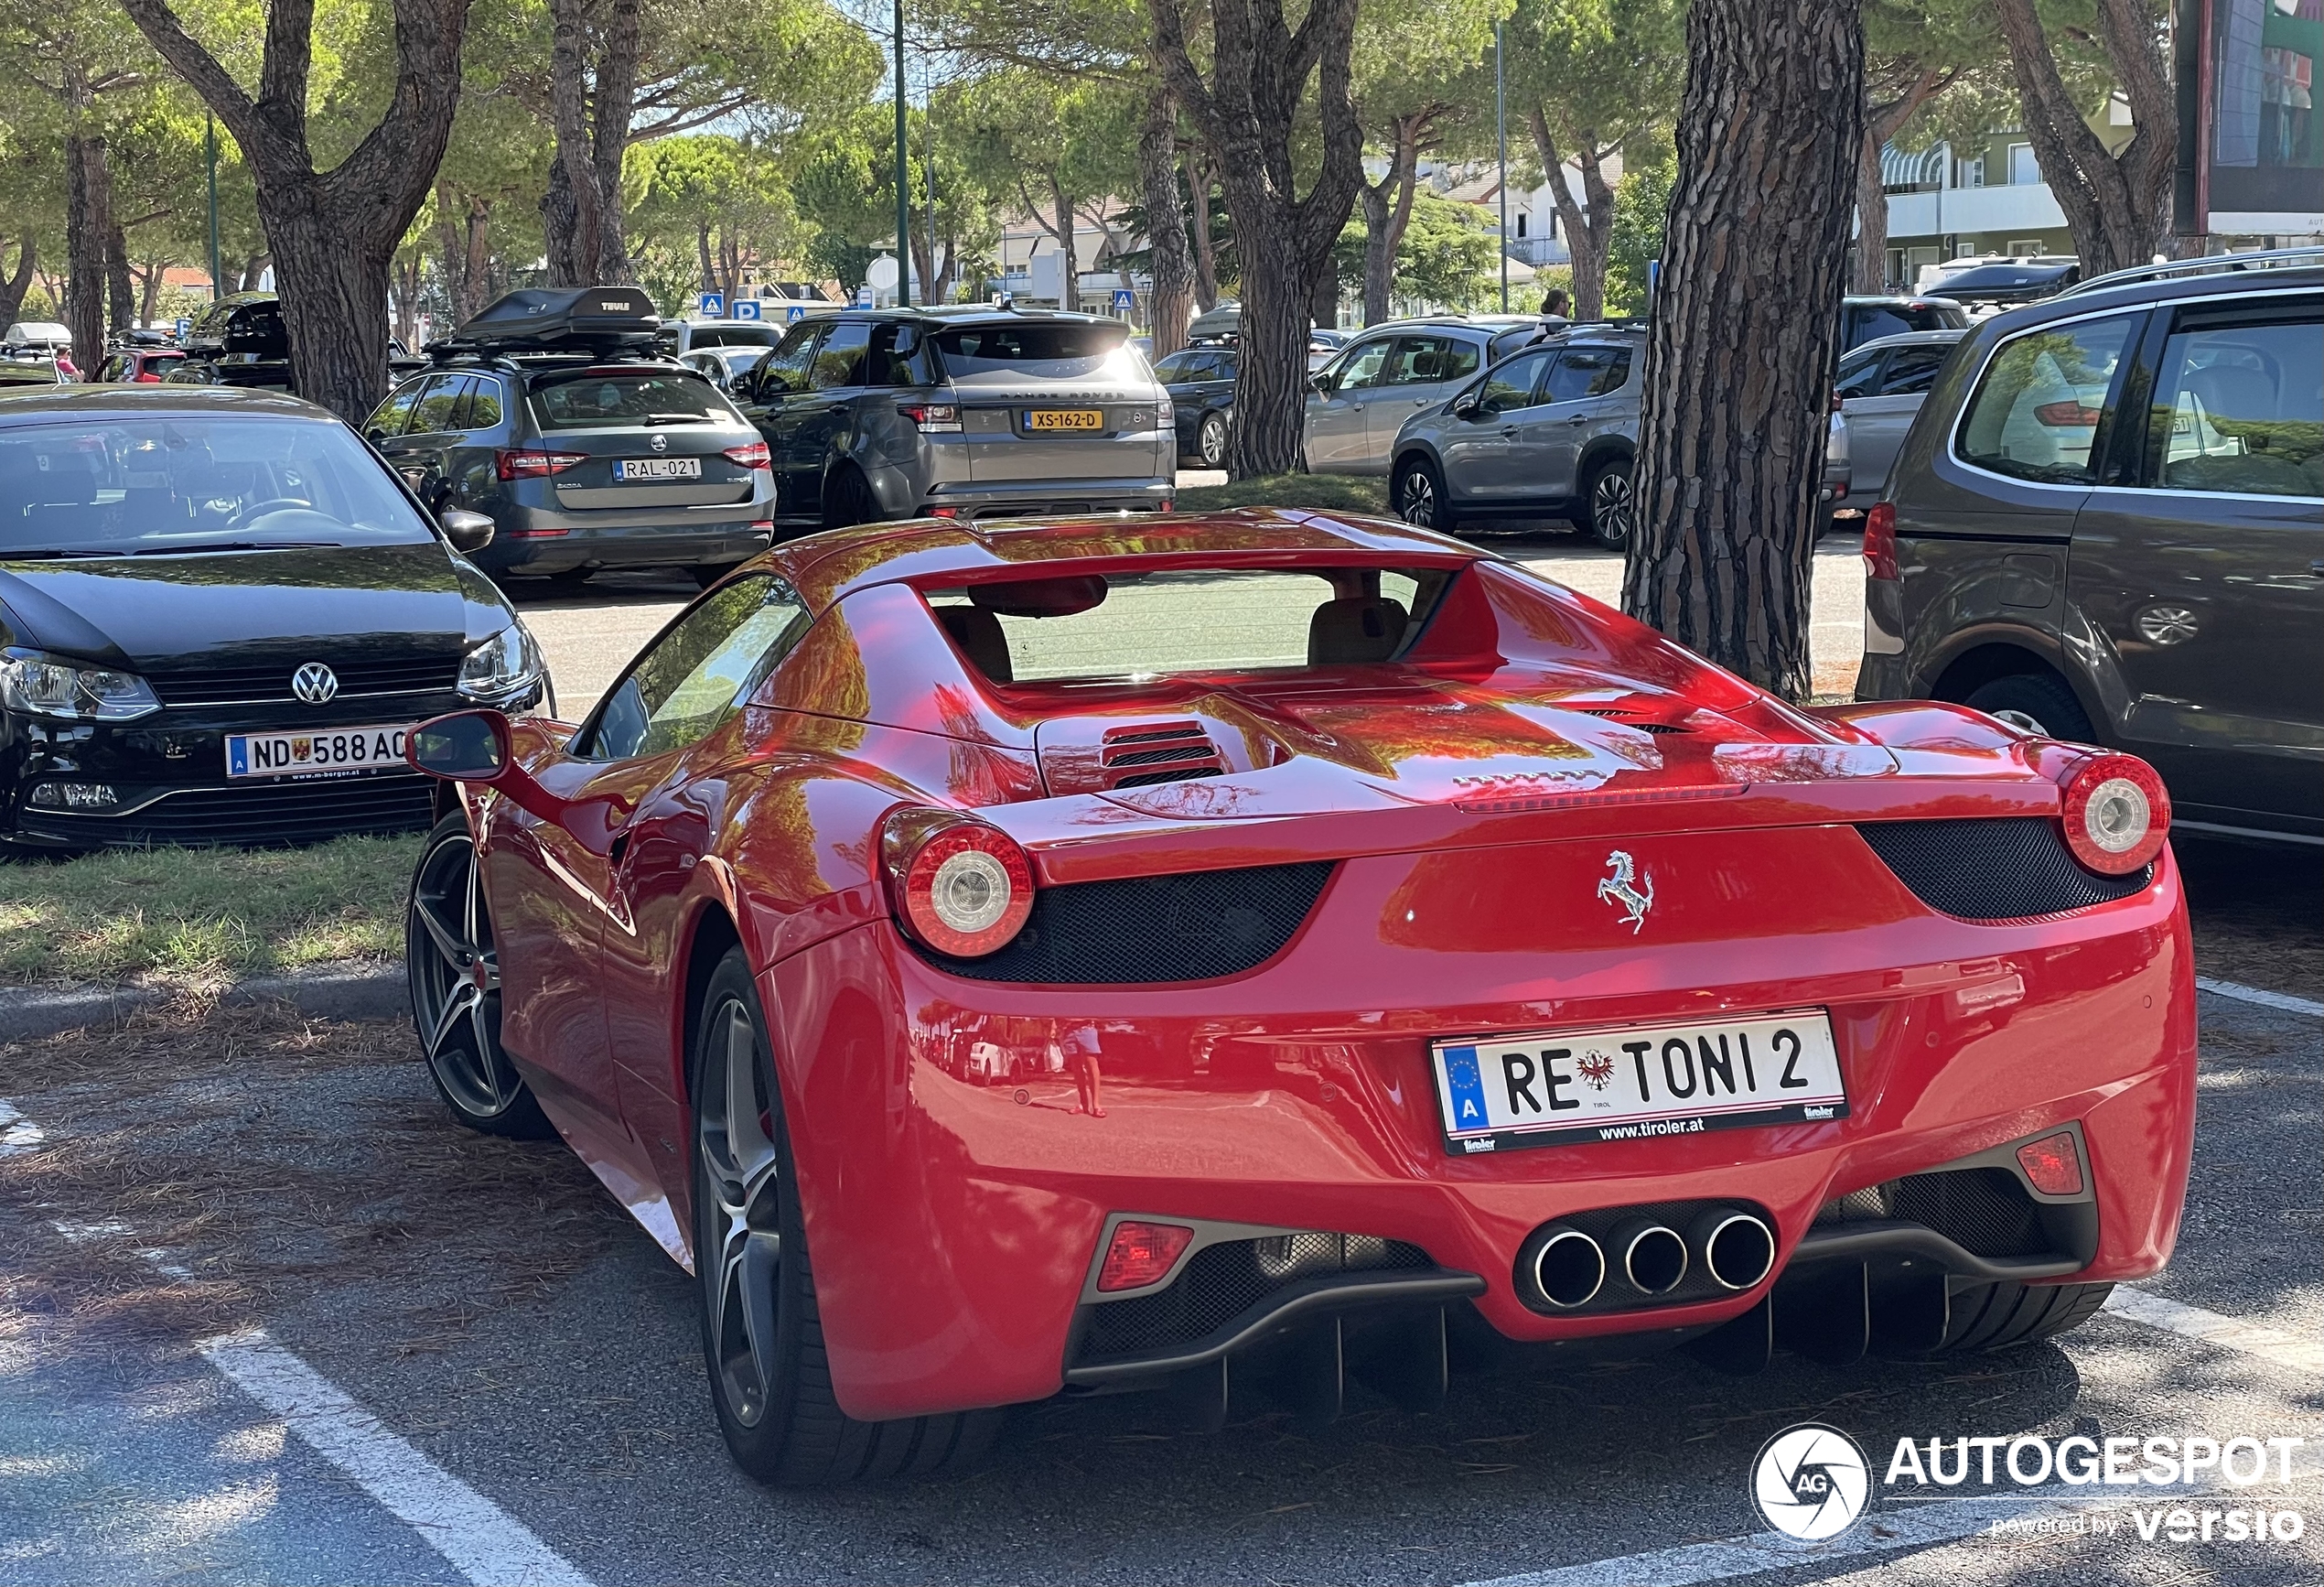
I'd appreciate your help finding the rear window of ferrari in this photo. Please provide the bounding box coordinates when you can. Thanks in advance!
[924,566,1455,683]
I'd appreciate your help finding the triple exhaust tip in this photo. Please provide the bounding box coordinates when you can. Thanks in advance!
[1527,1209,1776,1310]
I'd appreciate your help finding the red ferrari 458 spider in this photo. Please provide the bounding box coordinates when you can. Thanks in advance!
[401,508,2193,1484]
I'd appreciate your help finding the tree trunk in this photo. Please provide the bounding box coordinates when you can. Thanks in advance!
[1528,114,1618,320]
[696,221,715,292]
[240,254,269,293]
[1049,176,1081,313]
[1150,0,1366,477]
[138,258,162,327]
[1186,151,1221,311]
[106,224,134,334]
[588,0,643,282]
[462,199,491,319]
[0,240,35,329]
[122,0,477,421]
[1361,115,1426,326]
[546,0,603,286]
[1137,85,1195,358]
[1854,128,1890,291]
[541,159,586,286]
[1991,0,2175,275]
[65,134,110,372]
[1620,0,1864,701]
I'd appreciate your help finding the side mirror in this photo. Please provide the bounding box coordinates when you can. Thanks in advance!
[1308,372,1335,395]
[439,507,496,553]
[1451,391,1483,419]
[408,709,509,781]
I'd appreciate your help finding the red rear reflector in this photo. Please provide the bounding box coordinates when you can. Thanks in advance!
[507,528,570,539]
[723,440,770,469]
[1159,499,1175,513]
[2015,1132,2083,1196]
[748,521,773,534]
[1097,1221,1195,1291]
[927,505,961,518]
[1865,502,1898,581]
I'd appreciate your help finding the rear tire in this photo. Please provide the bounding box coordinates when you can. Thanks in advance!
[822,465,878,530]
[1935,1280,2113,1353]
[1392,456,1453,532]
[1197,412,1229,469]
[1964,672,2096,742]
[1580,458,1635,551]
[691,947,1003,1484]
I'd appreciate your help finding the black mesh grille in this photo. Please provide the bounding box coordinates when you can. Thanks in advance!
[1856,817,2149,921]
[1078,1234,1435,1363]
[150,656,463,706]
[21,775,435,847]
[914,860,1333,984]
[1816,1167,2053,1259]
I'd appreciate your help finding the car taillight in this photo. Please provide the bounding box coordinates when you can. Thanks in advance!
[1864,502,1898,581]
[883,810,1034,957]
[133,372,162,383]
[723,440,770,469]
[2058,752,2168,875]
[898,402,962,433]
[495,448,586,480]
[2015,1132,2085,1196]
[1097,1221,1195,1291]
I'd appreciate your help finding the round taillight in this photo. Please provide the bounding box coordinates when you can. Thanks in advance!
[2060,752,2168,875]
[894,817,1034,956]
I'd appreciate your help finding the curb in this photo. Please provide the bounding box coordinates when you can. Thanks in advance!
[0,964,405,1044]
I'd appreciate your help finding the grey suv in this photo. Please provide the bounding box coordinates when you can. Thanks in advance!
[731,308,1173,528]
[1856,248,2322,846]
[1302,318,1543,475]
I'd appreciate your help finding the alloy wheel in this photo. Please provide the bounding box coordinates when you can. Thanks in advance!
[1396,468,1437,528]
[1592,470,1634,548]
[1200,414,1228,468]
[408,831,517,1117]
[698,998,784,1429]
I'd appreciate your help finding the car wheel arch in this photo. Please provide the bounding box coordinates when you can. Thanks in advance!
[1928,641,2097,723]
[677,900,748,1107]
[1577,438,1635,482]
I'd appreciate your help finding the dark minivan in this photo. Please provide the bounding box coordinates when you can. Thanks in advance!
[1856,248,2322,846]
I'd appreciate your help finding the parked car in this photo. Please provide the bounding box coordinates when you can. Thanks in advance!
[1834,329,1966,507]
[1304,318,1544,476]
[1922,258,2081,312]
[2,322,77,378]
[166,292,296,393]
[401,506,2191,1484]
[657,318,787,359]
[0,384,545,852]
[1841,295,1968,352]
[365,286,775,588]
[1151,341,1237,465]
[677,344,772,393]
[95,345,188,383]
[0,356,70,390]
[730,307,1173,528]
[1856,246,2323,846]
[1185,304,1362,370]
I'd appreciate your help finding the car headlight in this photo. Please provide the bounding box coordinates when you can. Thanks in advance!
[0,652,161,720]
[458,623,544,702]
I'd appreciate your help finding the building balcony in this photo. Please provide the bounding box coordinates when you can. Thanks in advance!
[1887,183,2068,239]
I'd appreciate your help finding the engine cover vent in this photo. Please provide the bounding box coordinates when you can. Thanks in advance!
[1098,720,1226,788]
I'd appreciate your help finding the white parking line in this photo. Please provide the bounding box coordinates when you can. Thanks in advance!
[1463,1489,2071,1587]
[0,1097,47,1155]
[200,1329,592,1587]
[2105,1286,2324,1377]
[2195,977,2323,1017]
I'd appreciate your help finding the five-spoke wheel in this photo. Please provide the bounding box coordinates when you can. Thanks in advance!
[407,813,548,1137]
[698,993,785,1430]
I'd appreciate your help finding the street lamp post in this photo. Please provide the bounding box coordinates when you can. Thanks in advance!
[894,0,910,308]
[1495,20,1509,314]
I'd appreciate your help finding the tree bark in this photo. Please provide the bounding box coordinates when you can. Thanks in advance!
[1360,113,1427,326]
[546,0,602,286]
[1855,67,1955,293]
[122,0,475,422]
[1187,149,1221,312]
[65,133,111,372]
[1991,0,2175,275]
[1620,0,1864,701]
[0,240,36,329]
[106,224,134,334]
[1527,113,1618,320]
[136,257,163,328]
[1138,85,1195,358]
[1150,0,1366,477]
[588,0,642,282]
[1050,175,1080,313]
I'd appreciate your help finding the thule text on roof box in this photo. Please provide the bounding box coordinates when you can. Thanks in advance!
[430,286,662,357]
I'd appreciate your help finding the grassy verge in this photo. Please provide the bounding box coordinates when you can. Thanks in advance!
[1175,474,1390,515]
[0,834,421,988]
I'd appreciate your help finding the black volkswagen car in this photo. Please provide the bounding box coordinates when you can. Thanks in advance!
[0,385,548,850]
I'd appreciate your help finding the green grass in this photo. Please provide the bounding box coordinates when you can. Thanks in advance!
[1175,474,1390,515]
[0,834,422,988]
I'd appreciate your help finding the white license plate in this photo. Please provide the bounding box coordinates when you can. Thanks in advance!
[614,456,703,480]
[1433,1009,1847,1154]
[226,723,412,779]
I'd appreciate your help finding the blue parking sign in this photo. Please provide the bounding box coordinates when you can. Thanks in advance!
[1111,288,1135,313]
[732,297,761,321]
[786,305,806,322]
[698,291,725,317]
[173,317,192,340]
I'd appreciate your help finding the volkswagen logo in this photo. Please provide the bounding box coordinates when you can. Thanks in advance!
[650,432,668,453]
[292,663,339,705]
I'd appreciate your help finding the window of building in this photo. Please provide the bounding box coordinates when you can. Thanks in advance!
[2007,143,2040,185]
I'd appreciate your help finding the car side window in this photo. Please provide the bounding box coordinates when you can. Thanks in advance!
[466,376,505,429]
[1474,351,1555,414]
[1542,346,1628,403]
[1954,313,2140,485]
[580,576,815,761]
[367,379,427,439]
[810,321,873,389]
[1151,351,1195,383]
[2145,311,2322,499]
[1835,351,1886,400]
[862,324,938,387]
[1882,345,1951,397]
[1383,336,1478,387]
[754,325,823,397]
[1335,340,1394,390]
[409,373,468,433]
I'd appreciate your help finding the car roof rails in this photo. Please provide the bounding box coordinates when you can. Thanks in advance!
[2055,243,2324,299]
[428,285,663,358]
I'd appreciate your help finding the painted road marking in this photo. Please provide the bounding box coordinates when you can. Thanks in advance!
[2196,977,2322,1018]
[2105,1286,2324,1377]
[200,1329,592,1587]
[0,1097,47,1155]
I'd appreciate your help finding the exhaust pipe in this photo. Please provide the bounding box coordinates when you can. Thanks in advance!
[1694,1210,1777,1291]
[1528,1225,1607,1309]
[1612,1219,1689,1296]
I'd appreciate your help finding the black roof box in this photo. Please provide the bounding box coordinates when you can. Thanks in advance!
[436,286,662,354]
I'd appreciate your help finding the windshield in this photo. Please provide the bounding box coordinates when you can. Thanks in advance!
[0,416,437,556]
[933,323,1140,383]
[529,370,737,429]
